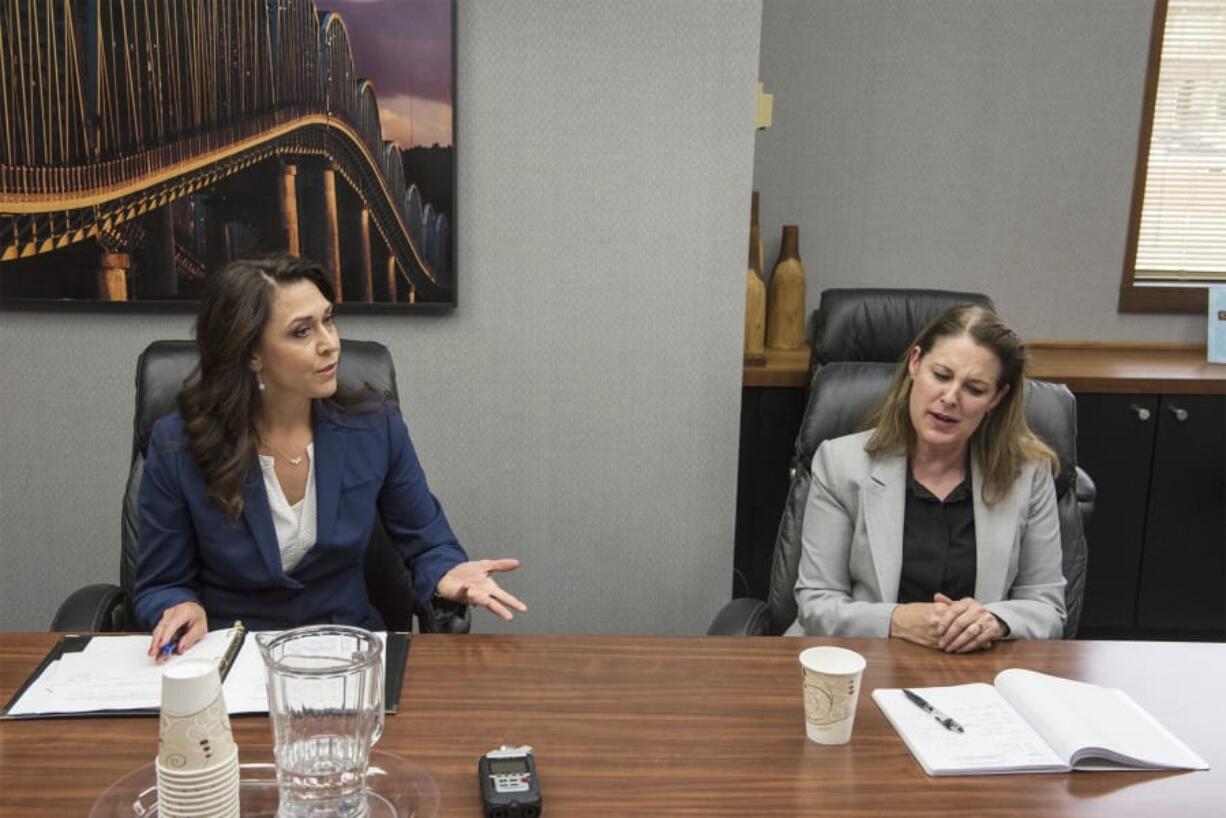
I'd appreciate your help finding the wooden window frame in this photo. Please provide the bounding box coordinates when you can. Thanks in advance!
[1119,0,1212,314]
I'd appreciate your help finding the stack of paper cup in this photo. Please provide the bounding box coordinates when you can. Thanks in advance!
[156,659,240,818]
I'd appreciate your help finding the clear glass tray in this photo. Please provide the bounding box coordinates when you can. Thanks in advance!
[88,749,439,817]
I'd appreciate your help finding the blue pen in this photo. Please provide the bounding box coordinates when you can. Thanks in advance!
[159,626,187,658]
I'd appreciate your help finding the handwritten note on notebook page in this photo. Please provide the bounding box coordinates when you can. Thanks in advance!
[873,684,1066,775]
[873,670,1208,776]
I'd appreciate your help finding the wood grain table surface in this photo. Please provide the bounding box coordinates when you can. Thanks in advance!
[1,633,1222,817]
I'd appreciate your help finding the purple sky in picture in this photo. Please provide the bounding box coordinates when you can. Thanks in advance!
[323,0,452,148]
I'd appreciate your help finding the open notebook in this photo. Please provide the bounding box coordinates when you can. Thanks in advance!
[2,629,407,719]
[873,669,1209,776]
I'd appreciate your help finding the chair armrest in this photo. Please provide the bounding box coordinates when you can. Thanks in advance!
[707,598,771,636]
[51,584,126,632]
[421,599,472,634]
[1075,466,1096,526]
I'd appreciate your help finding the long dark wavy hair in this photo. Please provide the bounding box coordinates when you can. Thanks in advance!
[178,254,377,519]
[863,304,1057,505]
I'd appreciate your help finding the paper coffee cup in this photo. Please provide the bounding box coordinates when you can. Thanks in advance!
[158,660,237,773]
[798,646,866,745]
[161,659,222,716]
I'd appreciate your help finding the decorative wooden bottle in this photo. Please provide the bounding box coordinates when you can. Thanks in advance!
[744,222,766,366]
[750,192,764,280]
[766,225,806,350]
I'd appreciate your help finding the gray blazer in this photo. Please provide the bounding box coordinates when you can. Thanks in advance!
[784,430,1066,640]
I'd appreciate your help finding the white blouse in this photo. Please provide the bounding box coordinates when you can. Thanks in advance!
[257,443,317,574]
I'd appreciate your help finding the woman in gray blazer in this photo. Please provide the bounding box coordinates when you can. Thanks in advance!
[786,305,1065,651]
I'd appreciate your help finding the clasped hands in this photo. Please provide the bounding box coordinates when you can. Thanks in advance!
[889,593,1006,653]
[148,558,527,662]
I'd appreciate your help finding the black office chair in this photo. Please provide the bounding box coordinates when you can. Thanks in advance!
[812,288,1095,522]
[810,287,997,373]
[51,339,470,635]
[713,289,1094,638]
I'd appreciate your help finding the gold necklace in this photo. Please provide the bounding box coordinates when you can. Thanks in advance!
[262,438,309,467]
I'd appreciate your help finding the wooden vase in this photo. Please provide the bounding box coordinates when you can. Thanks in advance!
[766,225,806,351]
[744,223,766,366]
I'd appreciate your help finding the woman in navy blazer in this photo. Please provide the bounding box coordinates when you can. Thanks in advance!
[135,255,525,658]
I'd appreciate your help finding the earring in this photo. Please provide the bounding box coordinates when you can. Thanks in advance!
[256,373,266,392]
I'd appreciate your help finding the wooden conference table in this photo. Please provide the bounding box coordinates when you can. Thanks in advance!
[1,634,1222,817]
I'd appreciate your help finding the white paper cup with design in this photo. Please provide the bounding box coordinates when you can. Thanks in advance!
[798,646,866,745]
[157,659,237,773]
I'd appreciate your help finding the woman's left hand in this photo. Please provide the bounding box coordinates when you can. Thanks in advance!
[434,559,527,621]
[933,593,1005,653]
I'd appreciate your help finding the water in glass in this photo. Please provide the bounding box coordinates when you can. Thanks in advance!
[257,626,384,818]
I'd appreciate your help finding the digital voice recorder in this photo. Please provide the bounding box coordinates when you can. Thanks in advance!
[478,744,542,818]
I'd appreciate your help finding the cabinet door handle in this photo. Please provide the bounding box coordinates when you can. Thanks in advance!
[1129,404,1152,421]
[1168,405,1189,422]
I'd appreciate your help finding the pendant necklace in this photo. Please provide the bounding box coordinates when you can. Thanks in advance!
[263,439,308,467]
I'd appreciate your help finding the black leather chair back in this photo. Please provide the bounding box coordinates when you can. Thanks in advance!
[766,362,1088,638]
[812,288,995,367]
[119,339,419,631]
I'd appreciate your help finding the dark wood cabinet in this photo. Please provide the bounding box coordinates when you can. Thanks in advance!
[734,347,812,601]
[1076,394,1158,634]
[1078,393,1226,639]
[1136,395,1226,635]
[734,386,805,600]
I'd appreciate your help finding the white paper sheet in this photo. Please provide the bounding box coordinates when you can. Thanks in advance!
[7,629,389,717]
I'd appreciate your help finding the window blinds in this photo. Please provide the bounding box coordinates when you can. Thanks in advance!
[1135,0,1226,282]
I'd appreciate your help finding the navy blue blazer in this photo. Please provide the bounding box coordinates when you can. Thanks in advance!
[132,400,468,631]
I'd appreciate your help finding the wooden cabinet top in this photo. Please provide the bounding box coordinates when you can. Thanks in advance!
[742,346,811,388]
[744,344,1226,395]
[1027,346,1225,395]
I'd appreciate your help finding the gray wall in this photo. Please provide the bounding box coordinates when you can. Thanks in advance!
[755,0,1206,342]
[0,0,763,632]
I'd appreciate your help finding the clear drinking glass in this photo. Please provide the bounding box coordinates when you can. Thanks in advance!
[256,626,384,818]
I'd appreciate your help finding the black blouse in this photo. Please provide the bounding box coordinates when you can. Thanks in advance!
[897,463,977,603]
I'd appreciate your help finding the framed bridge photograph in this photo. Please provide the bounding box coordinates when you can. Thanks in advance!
[0,0,457,310]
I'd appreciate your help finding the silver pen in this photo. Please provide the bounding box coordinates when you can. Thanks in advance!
[902,688,965,733]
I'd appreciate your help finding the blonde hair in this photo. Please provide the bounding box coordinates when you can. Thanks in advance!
[863,305,1057,505]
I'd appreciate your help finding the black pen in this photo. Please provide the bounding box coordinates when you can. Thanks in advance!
[903,688,965,733]
[217,620,247,680]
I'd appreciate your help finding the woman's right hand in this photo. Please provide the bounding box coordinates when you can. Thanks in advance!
[888,602,947,649]
[147,601,208,662]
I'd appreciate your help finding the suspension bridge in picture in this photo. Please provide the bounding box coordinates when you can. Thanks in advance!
[0,0,451,303]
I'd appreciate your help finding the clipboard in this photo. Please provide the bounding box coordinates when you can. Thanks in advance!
[1,631,411,720]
